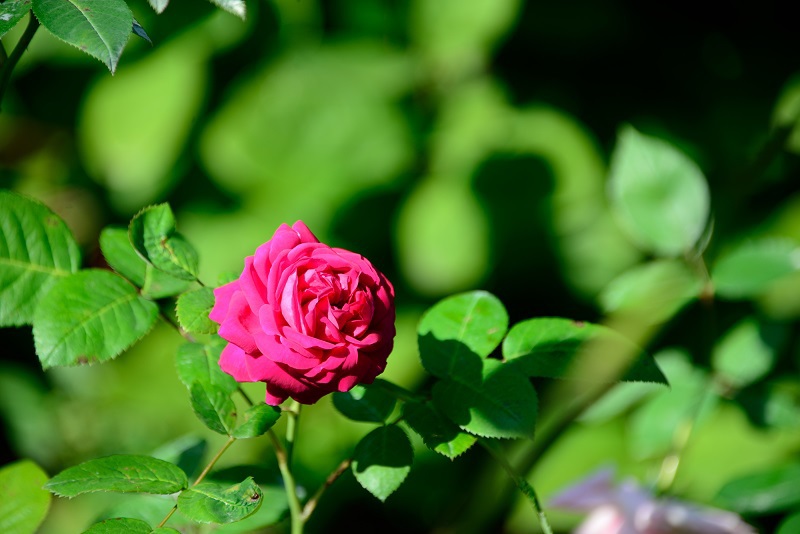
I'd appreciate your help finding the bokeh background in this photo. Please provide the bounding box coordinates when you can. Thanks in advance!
[2,1,800,532]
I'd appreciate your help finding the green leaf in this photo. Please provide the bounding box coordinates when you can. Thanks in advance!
[99,226,191,299]
[131,18,150,44]
[712,318,785,390]
[232,404,281,439]
[0,460,51,534]
[502,318,668,384]
[777,511,800,534]
[147,0,169,14]
[190,382,237,435]
[432,359,537,439]
[208,0,245,19]
[712,239,800,299]
[32,269,159,368]
[31,0,133,73]
[177,477,262,524]
[352,425,413,502]
[151,435,208,480]
[0,0,31,38]
[175,341,237,394]
[83,517,152,534]
[599,259,703,323]
[608,126,710,256]
[44,455,187,497]
[403,401,476,459]
[715,463,800,514]
[418,290,508,378]
[0,190,81,327]
[332,384,396,423]
[129,204,199,281]
[176,287,218,334]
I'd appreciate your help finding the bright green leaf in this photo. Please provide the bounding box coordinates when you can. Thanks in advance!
[31,0,133,73]
[715,463,800,514]
[0,460,51,534]
[712,239,800,299]
[0,190,81,327]
[403,401,476,459]
[208,0,245,19]
[83,517,152,534]
[352,425,413,502]
[44,455,187,497]
[332,384,396,423]
[99,227,191,298]
[177,477,262,524]
[418,290,508,378]
[129,204,199,281]
[502,317,668,384]
[32,269,159,368]
[432,359,537,439]
[608,126,710,256]
[190,382,237,435]
[147,0,168,14]
[599,259,703,323]
[175,341,237,394]
[0,0,31,38]
[176,287,217,334]
[712,318,784,389]
[232,404,281,439]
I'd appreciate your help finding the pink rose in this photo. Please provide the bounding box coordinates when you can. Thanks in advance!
[209,221,396,405]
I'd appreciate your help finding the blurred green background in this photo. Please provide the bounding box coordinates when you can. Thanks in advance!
[2,1,800,532]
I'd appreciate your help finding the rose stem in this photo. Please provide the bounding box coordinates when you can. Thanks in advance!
[157,435,237,528]
[301,458,352,521]
[269,426,304,534]
[0,12,40,112]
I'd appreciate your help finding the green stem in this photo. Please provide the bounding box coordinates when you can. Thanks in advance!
[301,458,352,521]
[269,428,304,534]
[0,12,40,112]
[286,400,300,466]
[480,439,553,534]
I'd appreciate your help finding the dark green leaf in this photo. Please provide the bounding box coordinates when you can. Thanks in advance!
[175,341,237,394]
[190,382,237,435]
[502,317,668,384]
[418,290,508,378]
[352,425,413,502]
[177,477,262,524]
[31,0,133,73]
[232,404,281,439]
[151,435,208,479]
[32,269,159,368]
[432,359,537,439]
[712,318,785,389]
[147,0,168,14]
[131,18,151,44]
[44,455,187,497]
[712,239,800,299]
[0,190,81,326]
[403,401,476,459]
[332,384,396,423]
[716,463,800,514]
[99,226,191,298]
[608,126,710,256]
[129,204,199,281]
[0,460,51,534]
[208,0,245,19]
[0,0,31,38]
[83,517,152,534]
[176,287,217,334]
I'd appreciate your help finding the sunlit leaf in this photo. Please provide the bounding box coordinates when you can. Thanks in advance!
[0,460,51,534]
[175,341,237,394]
[31,0,132,73]
[333,384,396,423]
[0,0,31,38]
[45,455,187,497]
[208,0,245,19]
[715,463,800,514]
[177,477,262,524]
[32,270,159,368]
[176,287,217,334]
[0,190,81,327]
[190,382,237,435]
[712,318,785,389]
[129,204,199,281]
[147,0,169,14]
[83,517,152,534]
[403,401,476,459]
[232,404,281,439]
[712,239,800,299]
[352,425,413,502]
[608,126,710,256]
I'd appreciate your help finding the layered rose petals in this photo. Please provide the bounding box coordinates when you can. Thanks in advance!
[209,221,396,405]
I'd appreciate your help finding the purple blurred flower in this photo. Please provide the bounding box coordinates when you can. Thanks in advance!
[549,468,756,534]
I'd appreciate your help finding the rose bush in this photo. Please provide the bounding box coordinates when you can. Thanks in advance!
[209,221,396,405]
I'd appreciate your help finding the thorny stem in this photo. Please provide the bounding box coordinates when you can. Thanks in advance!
[157,435,237,528]
[0,12,40,112]
[301,458,352,521]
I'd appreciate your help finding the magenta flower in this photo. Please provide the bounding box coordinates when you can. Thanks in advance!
[209,221,396,405]
[550,468,756,534]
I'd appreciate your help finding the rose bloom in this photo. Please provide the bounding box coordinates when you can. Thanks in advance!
[209,221,395,405]
[550,468,755,534]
